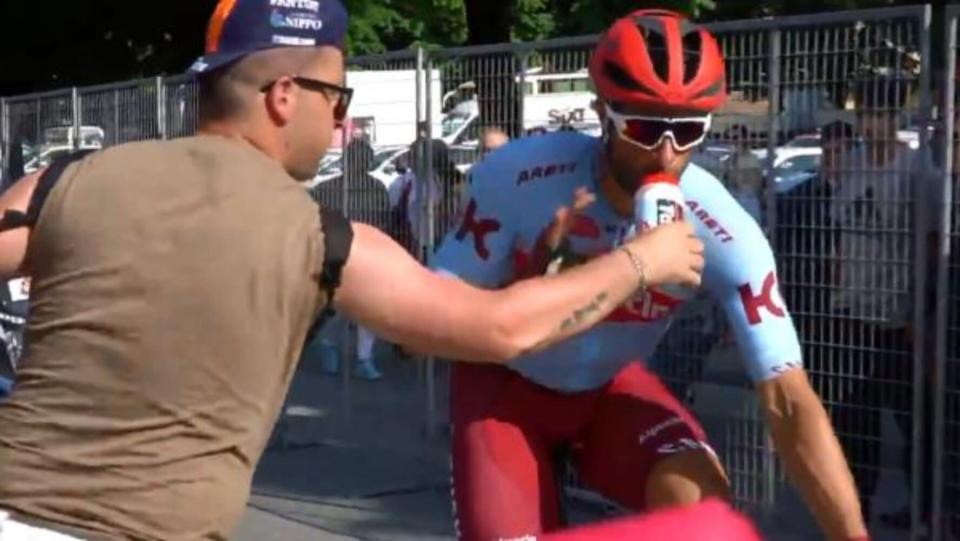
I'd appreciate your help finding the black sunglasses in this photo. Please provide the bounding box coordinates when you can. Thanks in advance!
[261,76,354,122]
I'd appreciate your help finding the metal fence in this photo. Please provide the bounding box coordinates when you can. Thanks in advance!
[3,4,960,539]
[938,7,960,541]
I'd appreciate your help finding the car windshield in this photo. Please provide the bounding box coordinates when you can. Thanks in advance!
[776,154,820,173]
[442,113,471,137]
[43,128,71,147]
[784,136,820,148]
[317,154,342,174]
[20,144,38,162]
[373,149,401,169]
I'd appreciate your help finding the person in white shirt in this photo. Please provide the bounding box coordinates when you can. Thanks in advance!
[826,77,930,526]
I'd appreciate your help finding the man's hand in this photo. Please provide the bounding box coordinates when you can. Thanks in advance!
[516,186,704,291]
[623,220,704,290]
[517,187,596,278]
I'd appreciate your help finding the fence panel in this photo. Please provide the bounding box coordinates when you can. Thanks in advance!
[764,7,931,537]
[4,90,75,175]
[937,7,960,541]
[77,79,161,148]
[298,50,435,449]
[163,76,198,140]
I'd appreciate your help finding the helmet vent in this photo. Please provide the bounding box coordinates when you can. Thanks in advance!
[602,61,656,96]
[682,30,703,84]
[635,20,670,83]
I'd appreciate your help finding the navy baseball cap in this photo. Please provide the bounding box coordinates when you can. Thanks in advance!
[188,0,348,75]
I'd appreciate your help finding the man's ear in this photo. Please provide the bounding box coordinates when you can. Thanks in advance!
[263,76,299,126]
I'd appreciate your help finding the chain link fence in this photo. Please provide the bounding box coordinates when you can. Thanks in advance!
[2,4,958,539]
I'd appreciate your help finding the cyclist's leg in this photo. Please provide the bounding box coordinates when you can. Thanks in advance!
[576,362,730,511]
[450,363,562,541]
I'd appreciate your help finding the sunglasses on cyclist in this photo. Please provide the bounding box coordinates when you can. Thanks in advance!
[605,104,712,152]
[261,76,354,123]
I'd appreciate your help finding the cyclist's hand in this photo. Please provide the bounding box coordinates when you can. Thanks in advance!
[624,220,704,289]
[518,187,596,277]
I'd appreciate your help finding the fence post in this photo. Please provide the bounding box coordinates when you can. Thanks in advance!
[518,52,528,135]
[71,87,81,152]
[1,97,8,171]
[764,29,781,237]
[113,88,120,147]
[762,26,782,512]
[420,46,439,440]
[933,10,956,541]
[911,7,935,538]
[156,77,167,140]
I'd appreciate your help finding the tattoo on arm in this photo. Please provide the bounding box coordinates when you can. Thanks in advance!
[558,292,610,332]
[517,291,612,357]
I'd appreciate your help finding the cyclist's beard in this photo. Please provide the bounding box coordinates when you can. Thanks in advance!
[602,120,650,196]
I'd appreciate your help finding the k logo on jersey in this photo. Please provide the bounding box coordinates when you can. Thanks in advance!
[455,199,501,260]
[738,271,785,325]
[607,287,683,323]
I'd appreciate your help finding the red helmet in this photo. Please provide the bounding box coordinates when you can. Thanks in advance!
[589,9,727,113]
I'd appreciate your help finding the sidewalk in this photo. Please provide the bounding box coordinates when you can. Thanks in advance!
[232,342,915,540]
[233,350,457,541]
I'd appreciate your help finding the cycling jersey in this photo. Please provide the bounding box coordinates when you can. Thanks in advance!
[431,131,802,391]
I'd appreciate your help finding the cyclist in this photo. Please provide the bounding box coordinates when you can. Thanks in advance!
[433,9,868,541]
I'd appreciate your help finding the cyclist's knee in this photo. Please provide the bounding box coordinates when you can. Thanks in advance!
[644,447,731,509]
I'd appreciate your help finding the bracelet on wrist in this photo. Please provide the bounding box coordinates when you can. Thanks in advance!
[618,245,647,291]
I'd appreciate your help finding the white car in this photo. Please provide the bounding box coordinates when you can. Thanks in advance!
[24,146,76,174]
[308,146,410,190]
[771,150,821,194]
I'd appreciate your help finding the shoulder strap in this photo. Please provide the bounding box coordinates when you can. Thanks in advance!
[318,207,354,312]
[0,149,95,232]
[303,207,354,345]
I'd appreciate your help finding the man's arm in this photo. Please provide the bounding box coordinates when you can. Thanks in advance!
[708,220,866,539]
[335,221,702,364]
[0,171,42,277]
[687,164,866,540]
[757,370,867,540]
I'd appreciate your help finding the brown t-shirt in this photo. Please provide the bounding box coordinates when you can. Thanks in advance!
[0,135,332,540]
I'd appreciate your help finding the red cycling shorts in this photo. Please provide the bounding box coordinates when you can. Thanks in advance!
[450,361,713,541]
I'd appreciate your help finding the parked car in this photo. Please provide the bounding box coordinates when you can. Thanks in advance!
[309,146,409,191]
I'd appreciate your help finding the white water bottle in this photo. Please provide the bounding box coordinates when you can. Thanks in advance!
[633,172,696,300]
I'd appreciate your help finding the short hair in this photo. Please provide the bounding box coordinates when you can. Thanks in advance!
[821,120,856,142]
[198,67,249,122]
[197,47,334,124]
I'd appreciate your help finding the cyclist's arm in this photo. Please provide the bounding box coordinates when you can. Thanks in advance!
[706,214,866,540]
[0,171,41,277]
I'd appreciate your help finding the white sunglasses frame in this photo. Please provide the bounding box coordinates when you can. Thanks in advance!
[605,104,712,152]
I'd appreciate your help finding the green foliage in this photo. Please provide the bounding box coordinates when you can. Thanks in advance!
[513,0,557,42]
[343,0,467,55]
[0,0,927,96]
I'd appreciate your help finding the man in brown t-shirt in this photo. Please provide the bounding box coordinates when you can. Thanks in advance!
[0,1,708,539]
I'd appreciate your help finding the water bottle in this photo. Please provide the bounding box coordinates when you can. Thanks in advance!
[633,171,696,301]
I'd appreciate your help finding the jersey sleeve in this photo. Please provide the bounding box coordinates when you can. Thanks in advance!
[691,171,804,383]
[429,160,516,288]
